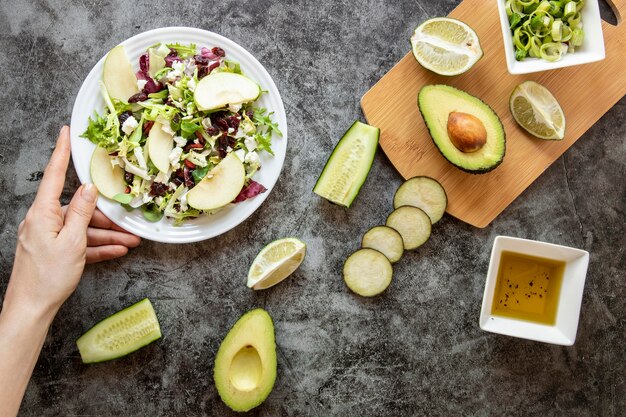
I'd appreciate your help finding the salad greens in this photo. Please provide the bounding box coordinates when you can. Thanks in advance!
[81,43,280,224]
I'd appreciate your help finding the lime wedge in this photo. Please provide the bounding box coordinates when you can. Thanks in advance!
[509,81,565,140]
[247,238,306,290]
[410,17,483,76]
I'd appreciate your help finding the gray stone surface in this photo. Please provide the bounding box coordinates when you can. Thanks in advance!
[0,0,624,416]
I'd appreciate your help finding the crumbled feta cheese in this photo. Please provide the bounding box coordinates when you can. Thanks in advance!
[228,103,242,113]
[167,70,181,82]
[184,62,197,77]
[226,146,233,153]
[187,78,196,92]
[136,79,148,90]
[245,151,260,166]
[173,136,187,147]
[244,136,257,152]
[201,117,212,129]
[121,115,139,135]
[172,61,185,73]
[180,189,189,212]
[228,127,235,134]
[234,149,246,162]
[169,146,183,167]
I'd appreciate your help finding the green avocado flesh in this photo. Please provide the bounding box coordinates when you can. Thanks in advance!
[214,308,277,412]
[418,85,505,174]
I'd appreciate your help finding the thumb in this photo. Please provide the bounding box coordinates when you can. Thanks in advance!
[63,184,99,237]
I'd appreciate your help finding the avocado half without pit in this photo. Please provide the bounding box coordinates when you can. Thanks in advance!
[214,308,277,412]
[418,85,506,174]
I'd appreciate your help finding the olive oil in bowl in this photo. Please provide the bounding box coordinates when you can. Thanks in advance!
[491,251,565,325]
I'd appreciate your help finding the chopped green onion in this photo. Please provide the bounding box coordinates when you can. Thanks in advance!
[510,13,523,28]
[568,11,581,27]
[514,27,531,50]
[506,0,583,62]
[563,1,577,19]
[551,19,563,40]
[537,0,551,12]
[571,27,584,46]
[540,42,566,61]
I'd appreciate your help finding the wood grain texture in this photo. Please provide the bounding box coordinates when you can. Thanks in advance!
[361,0,626,228]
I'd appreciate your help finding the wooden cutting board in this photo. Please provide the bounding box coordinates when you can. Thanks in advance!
[361,0,626,228]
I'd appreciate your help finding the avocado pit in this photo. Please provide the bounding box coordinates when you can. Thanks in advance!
[447,111,487,153]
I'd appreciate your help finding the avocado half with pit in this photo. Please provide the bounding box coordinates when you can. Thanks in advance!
[213,308,277,412]
[418,85,505,174]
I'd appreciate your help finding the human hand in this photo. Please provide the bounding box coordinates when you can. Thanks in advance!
[5,126,140,317]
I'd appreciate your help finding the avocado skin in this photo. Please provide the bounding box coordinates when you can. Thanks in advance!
[417,85,506,174]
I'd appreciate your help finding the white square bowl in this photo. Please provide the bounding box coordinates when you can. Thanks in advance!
[479,236,589,345]
[497,0,606,74]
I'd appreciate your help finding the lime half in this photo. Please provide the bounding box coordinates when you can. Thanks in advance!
[510,81,565,140]
[410,17,483,76]
[247,238,306,290]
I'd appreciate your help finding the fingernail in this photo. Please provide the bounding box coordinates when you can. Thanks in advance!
[82,183,98,202]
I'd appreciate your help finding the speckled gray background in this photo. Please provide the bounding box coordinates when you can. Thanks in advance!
[0,0,624,416]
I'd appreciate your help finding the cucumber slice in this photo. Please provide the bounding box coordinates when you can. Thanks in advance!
[361,226,404,263]
[386,206,432,250]
[393,176,448,224]
[343,248,393,297]
[76,298,162,363]
[313,121,379,207]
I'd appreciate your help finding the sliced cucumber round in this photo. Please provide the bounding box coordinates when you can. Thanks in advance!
[386,206,432,250]
[313,121,379,208]
[343,248,393,297]
[76,298,162,363]
[393,176,447,224]
[361,225,404,263]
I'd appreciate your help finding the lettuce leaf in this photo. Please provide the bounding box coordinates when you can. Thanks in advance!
[166,43,197,59]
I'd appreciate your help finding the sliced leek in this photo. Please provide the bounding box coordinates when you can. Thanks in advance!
[505,0,585,62]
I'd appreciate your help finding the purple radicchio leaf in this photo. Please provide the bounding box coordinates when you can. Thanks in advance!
[165,52,182,67]
[233,180,267,203]
[139,52,149,75]
[142,77,163,93]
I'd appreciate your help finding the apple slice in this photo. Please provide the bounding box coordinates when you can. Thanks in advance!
[187,153,246,210]
[147,122,174,173]
[194,72,261,111]
[148,48,165,79]
[103,45,139,102]
[90,146,127,199]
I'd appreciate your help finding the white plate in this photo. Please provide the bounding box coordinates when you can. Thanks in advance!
[70,27,287,243]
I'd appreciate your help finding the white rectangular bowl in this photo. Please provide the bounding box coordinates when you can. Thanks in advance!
[479,236,589,345]
[497,0,606,74]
